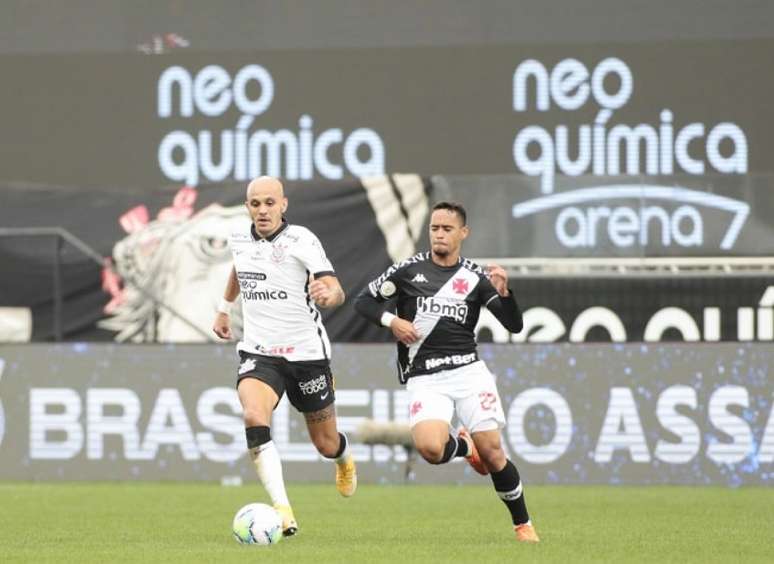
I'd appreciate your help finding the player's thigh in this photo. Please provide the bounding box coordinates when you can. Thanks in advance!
[454,365,506,434]
[285,360,339,445]
[285,359,335,415]
[406,379,455,429]
[236,353,285,423]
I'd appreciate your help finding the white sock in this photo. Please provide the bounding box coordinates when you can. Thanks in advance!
[250,440,290,507]
[335,433,350,464]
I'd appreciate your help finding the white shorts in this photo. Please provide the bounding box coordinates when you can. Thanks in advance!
[406,361,506,433]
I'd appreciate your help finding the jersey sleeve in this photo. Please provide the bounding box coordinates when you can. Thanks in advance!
[355,260,405,325]
[365,261,404,303]
[480,271,524,333]
[296,229,335,278]
[477,272,500,306]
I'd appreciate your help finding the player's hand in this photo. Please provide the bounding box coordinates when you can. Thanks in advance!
[212,312,233,340]
[390,317,420,345]
[486,264,509,297]
[309,279,338,308]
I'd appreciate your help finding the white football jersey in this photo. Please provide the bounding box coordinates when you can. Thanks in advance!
[229,220,334,361]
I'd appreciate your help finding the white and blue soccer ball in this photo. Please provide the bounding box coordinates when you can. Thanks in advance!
[232,503,283,546]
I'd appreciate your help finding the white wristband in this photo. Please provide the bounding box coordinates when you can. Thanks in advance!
[380,312,397,328]
[217,298,234,315]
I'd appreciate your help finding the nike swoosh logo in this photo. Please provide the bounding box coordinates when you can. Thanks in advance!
[320,392,329,400]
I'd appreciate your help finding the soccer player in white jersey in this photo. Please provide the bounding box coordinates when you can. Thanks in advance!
[212,176,356,537]
[354,201,539,543]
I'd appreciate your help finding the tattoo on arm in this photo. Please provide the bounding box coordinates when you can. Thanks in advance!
[304,404,335,424]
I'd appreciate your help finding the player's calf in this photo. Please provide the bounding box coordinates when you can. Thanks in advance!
[490,458,538,541]
[457,427,489,475]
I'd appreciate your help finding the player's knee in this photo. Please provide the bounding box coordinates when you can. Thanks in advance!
[416,442,445,464]
[479,444,506,471]
[242,408,269,428]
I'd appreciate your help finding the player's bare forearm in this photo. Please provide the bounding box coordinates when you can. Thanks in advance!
[326,285,345,307]
[212,266,238,340]
[224,266,240,301]
[310,275,345,309]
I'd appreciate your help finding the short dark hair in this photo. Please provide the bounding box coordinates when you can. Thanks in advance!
[431,201,467,225]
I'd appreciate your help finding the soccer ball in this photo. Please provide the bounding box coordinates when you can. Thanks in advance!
[232,503,283,545]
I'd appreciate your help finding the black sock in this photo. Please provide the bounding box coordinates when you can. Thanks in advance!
[245,426,271,449]
[332,432,347,459]
[437,434,468,463]
[454,434,469,457]
[490,459,530,526]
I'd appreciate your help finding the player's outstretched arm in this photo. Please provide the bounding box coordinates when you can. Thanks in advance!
[309,275,345,309]
[213,266,239,340]
[486,295,523,334]
[353,289,419,345]
[353,288,383,325]
[485,263,524,333]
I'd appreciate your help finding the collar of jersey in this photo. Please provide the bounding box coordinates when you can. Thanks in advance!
[430,255,462,270]
[251,219,289,242]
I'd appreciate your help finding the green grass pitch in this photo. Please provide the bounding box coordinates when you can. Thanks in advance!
[1,483,772,563]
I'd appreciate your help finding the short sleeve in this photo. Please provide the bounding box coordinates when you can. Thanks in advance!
[295,230,334,277]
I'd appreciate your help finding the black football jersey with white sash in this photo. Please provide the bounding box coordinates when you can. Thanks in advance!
[363,252,505,382]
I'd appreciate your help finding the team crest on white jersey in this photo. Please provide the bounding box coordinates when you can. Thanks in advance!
[238,358,257,375]
[271,243,288,264]
[411,273,428,283]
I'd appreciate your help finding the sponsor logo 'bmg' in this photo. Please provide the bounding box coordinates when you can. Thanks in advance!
[417,297,468,323]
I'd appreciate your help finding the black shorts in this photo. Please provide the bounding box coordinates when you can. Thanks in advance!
[236,351,335,413]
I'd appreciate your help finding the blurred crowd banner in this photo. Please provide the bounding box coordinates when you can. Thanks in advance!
[0,343,772,485]
[0,178,430,342]
[1,176,772,343]
[2,38,774,342]
[478,277,774,344]
[434,174,774,258]
[1,40,772,189]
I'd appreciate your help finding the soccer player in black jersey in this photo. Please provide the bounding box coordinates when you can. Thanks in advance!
[354,201,539,543]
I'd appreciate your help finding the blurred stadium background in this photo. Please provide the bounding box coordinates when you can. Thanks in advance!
[1,1,773,561]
